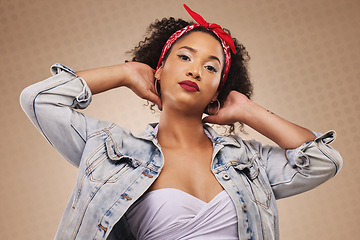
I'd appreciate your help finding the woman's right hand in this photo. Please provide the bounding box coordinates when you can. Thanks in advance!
[123,62,162,108]
[77,62,162,108]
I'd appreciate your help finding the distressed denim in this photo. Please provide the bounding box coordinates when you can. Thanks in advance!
[20,64,343,240]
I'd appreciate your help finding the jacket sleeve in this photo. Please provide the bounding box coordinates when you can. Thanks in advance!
[248,131,343,199]
[20,63,100,167]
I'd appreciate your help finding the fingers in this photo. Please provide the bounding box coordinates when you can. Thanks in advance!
[202,116,211,123]
[149,93,162,109]
[202,108,236,125]
[202,115,220,124]
[124,62,163,108]
[143,88,162,109]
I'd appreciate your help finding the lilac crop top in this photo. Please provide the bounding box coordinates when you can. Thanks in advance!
[125,188,238,239]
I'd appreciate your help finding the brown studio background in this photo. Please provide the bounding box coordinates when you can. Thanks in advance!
[0,0,359,239]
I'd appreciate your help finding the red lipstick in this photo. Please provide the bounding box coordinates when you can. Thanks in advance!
[179,80,199,92]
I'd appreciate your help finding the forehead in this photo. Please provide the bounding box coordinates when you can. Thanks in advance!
[172,31,225,62]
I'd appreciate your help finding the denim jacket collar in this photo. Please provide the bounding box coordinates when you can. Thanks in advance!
[135,123,241,148]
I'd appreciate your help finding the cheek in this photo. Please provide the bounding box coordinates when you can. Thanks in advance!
[208,75,222,90]
[161,60,181,78]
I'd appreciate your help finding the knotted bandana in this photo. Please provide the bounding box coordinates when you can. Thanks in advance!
[156,4,236,91]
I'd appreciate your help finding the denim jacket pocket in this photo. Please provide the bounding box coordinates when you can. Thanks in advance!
[84,137,138,184]
[105,136,145,168]
[71,136,139,211]
[234,160,272,209]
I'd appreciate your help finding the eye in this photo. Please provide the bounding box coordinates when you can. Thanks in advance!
[177,54,190,61]
[205,65,218,73]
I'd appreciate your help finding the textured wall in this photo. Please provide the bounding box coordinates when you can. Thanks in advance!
[1,0,359,239]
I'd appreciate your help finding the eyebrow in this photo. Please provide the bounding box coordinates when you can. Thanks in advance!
[179,46,221,64]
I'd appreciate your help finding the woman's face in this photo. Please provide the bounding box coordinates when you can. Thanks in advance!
[155,31,224,114]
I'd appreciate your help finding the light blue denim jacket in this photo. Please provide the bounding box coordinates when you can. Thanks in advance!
[20,64,343,240]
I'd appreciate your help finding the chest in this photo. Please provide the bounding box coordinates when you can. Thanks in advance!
[148,145,224,202]
[76,132,277,239]
[163,146,212,168]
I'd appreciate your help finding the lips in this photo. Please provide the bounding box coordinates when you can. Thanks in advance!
[179,80,199,92]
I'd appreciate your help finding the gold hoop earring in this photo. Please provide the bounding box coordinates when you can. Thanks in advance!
[154,78,161,96]
[207,99,220,115]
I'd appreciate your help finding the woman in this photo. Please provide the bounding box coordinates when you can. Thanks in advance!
[20,4,342,240]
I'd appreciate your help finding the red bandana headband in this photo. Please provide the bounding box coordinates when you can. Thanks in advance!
[156,4,236,91]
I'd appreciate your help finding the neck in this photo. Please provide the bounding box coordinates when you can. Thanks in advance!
[157,107,210,149]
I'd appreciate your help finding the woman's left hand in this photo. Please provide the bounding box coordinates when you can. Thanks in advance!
[203,90,316,149]
[202,91,250,125]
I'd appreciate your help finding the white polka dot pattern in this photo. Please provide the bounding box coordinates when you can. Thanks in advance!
[1,0,359,239]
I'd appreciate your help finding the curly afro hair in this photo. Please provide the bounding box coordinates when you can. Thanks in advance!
[128,17,253,133]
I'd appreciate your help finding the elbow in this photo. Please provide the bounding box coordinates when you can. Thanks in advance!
[314,130,343,177]
[287,130,343,182]
[274,148,342,199]
[288,131,343,176]
[19,85,35,117]
[273,132,343,199]
[318,143,343,178]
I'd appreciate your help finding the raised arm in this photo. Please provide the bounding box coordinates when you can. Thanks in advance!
[20,64,94,166]
[203,91,315,149]
[20,62,161,167]
[77,62,161,107]
[203,90,343,198]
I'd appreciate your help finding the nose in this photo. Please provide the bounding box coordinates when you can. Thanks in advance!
[186,63,202,80]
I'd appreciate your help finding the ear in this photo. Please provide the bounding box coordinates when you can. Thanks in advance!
[154,62,164,79]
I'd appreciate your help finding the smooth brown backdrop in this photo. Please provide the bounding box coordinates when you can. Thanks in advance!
[1,0,359,239]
